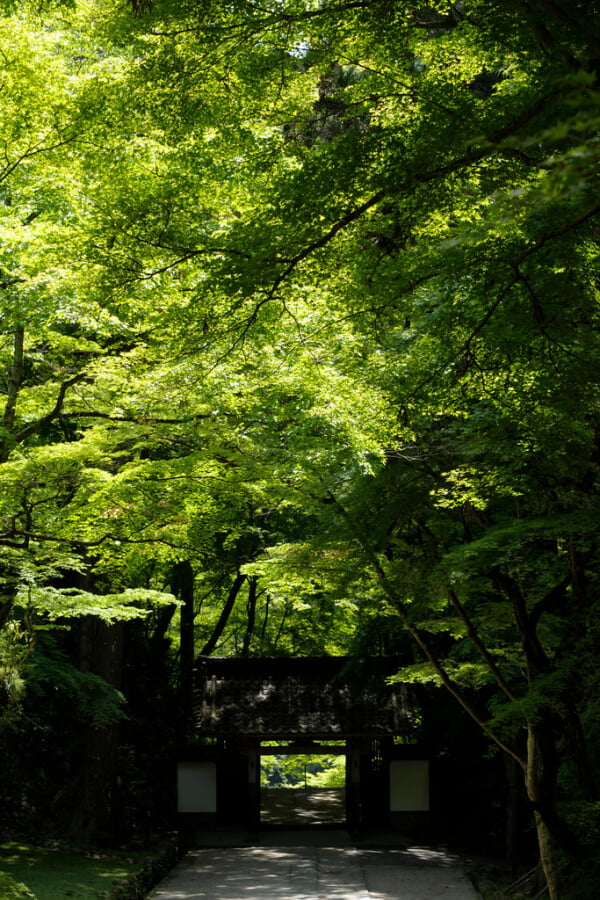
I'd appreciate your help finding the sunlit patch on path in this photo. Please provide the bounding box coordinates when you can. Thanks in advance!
[261,787,346,825]
[147,839,481,899]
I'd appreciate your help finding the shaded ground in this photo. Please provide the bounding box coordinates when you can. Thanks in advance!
[261,788,346,825]
[147,832,481,900]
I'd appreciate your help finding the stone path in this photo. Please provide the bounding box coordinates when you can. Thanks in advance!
[147,838,481,900]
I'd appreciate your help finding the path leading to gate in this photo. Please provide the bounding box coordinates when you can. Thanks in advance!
[147,832,481,899]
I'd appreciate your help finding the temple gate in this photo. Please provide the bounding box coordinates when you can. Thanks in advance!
[177,656,431,834]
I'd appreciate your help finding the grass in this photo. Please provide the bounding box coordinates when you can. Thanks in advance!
[0,842,146,900]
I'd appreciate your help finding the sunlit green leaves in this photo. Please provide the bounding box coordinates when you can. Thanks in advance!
[1,0,599,744]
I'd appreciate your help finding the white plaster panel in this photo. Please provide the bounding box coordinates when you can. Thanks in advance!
[177,762,217,813]
[390,760,430,811]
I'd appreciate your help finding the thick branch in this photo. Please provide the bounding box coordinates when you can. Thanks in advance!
[371,553,524,766]
[412,200,600,397]
[529,574,571,632]
[0,599,14,630]
[199,570,246,656]
[448,588,517,702]
[331,494,525,767]
[413,516,515,700]
[0,529,212,558]
[493,572,551,677]
[250,92,562,325]
[59,410,209,425]
[13,373,89,445]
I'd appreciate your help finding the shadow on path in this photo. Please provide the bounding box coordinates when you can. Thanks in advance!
[261,788,345,826]
[147,832,482,900]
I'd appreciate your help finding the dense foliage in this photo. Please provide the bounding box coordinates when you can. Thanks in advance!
[0,1,599,895]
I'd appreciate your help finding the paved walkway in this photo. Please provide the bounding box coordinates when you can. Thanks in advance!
[147,833,481,900]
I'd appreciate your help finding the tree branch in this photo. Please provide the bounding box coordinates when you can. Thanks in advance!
[529,574,571,632]
[331,493,525,767]
[59,410,209,425]
[199,570,246,656]
[413,516,517,702]
[411,200,600,397]
[13,373,89,445]
[373,553,525,766]
[0,130,79,184]
[264,190,386,303]
[448,588,518,702]
[240,92,563,333]
[493,572,551,677]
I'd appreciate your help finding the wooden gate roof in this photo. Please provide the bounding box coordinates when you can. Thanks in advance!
[193,656,416,739]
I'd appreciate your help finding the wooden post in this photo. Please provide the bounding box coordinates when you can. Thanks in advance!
[247,742,260,833]
[346,741,362,832]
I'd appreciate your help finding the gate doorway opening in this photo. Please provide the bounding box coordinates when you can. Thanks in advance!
[260,742,346,826]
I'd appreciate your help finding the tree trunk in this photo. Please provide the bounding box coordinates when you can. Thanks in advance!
[533,811,561,900]
[71,616,124,845]
[260,593,270,649]
[171,561,195,736]
[525,720,562,900]
[563,707,596,801]
[150,602,177,649]
[504,752,520,878]
[0,597,14,630]
[241,576,258,656]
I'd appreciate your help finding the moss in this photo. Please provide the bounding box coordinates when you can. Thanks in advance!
[0,842,141,899]
[0,870,38,900]
[0,837,180,900]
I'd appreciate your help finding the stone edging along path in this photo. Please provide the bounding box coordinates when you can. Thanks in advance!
[103,838,181,900]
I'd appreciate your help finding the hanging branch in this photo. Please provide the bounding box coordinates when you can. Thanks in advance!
[13,373,89,445]
[329,491,525,768]
[447,588,517,703]
[371,554,524,766]
[413,515,517,702]
[199,570,247,657]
